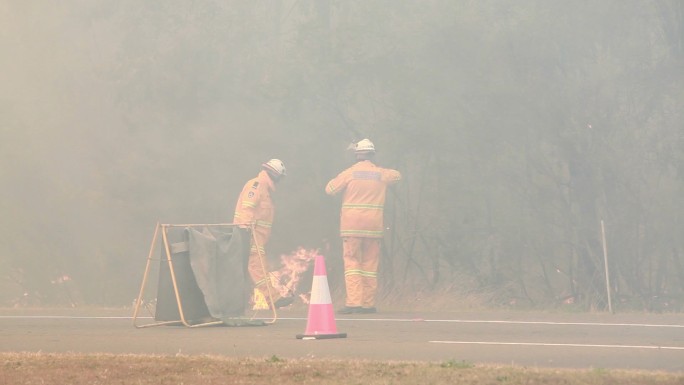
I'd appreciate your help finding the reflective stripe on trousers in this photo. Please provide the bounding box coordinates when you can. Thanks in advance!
[246,226,281,304]
[342,237,381,308]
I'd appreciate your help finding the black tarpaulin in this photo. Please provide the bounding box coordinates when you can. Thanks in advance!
[155,226,249,323]
[187,226,247,319]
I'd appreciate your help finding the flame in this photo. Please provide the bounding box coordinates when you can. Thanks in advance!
[51,274,72,285]
[268,247,318,300]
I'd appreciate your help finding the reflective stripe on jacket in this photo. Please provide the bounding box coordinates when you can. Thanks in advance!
[233,170,275,236]
[326,160,401,238]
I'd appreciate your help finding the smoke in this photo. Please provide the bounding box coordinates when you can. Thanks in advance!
[2,1,681,311]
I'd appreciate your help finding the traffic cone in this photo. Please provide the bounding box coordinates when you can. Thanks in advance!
[296,255,347,339]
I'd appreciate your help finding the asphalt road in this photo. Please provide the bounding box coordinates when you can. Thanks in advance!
[1,308,683,372]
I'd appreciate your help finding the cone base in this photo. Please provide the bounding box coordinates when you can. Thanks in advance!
[296,332,347,340]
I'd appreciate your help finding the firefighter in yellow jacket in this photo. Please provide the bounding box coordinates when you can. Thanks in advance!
[326,139,401,314]
[234,159,293,310]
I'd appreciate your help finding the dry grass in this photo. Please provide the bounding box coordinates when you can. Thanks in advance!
[1,352,682,385]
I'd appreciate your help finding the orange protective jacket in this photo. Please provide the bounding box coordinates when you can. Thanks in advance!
[326,160,401,238]
[233,170,275,239]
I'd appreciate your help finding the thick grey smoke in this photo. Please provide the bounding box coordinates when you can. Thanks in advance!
[1,1,682,311]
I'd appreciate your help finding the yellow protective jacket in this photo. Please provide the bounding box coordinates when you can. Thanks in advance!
[233,170,275,238]
[326,160,401,238]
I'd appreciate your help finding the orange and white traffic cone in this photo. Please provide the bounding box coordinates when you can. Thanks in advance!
[296,254,347,339]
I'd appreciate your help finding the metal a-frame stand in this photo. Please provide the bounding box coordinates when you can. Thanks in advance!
[132,222,279,328]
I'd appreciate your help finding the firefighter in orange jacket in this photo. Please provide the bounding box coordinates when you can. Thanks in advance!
[234,159,293,309]
[326,139,401,314]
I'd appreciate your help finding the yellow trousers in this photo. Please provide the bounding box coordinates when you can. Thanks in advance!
[245,227,282,305]
[342,237,381,308]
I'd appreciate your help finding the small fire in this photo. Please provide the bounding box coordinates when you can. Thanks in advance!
[51,274,71,285]
[269,247,318,301]
[252,289,269,310]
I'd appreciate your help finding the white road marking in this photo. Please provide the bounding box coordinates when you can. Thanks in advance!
[430,340,684,350]
[2,315,684,329]
[325,318,684,328]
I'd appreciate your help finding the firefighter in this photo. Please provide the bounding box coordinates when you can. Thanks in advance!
[326,139,401,314]
[233,159,293,309]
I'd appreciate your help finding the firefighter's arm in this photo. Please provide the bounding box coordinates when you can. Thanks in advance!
[238,181,261,224]
[383,169,402,185]
[325,172,349,196]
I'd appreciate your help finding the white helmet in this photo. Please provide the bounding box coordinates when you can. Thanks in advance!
[262,159,287,177]
[354,138,375,153]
